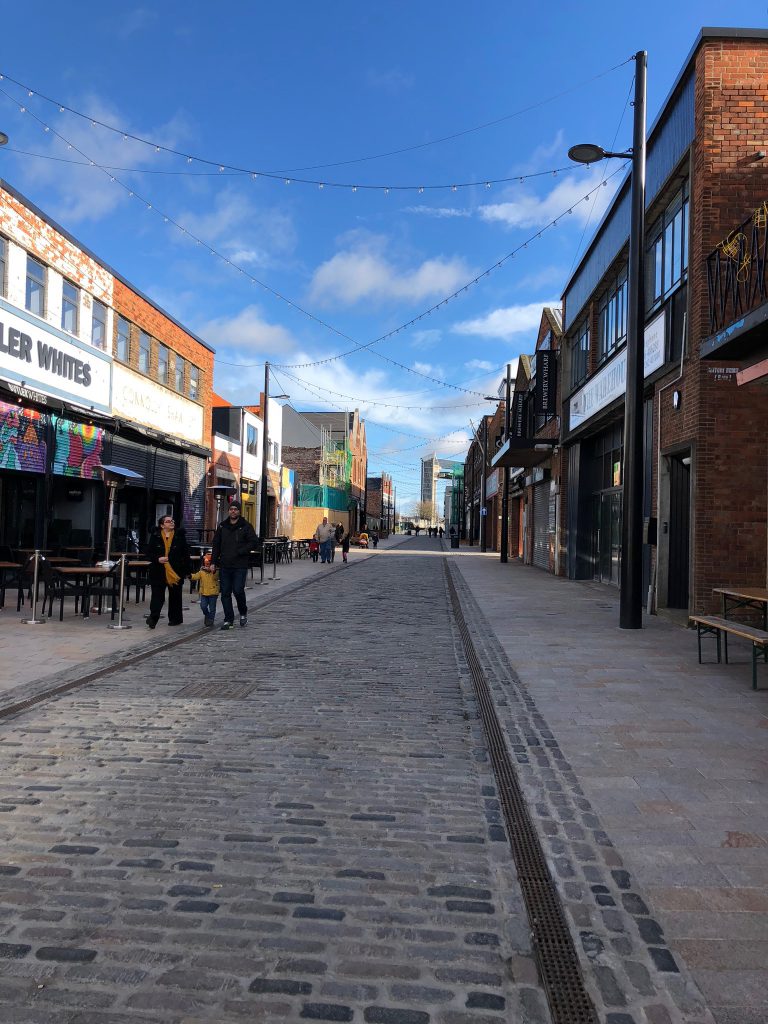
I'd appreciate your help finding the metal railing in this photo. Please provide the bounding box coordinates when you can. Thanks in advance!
[706,203,768,334]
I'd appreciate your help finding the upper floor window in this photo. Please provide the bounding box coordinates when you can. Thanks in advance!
[91,299,107,349]
[157,343,169,385]
[25,255,46,316]
[190,364,200,400]
[61,280,79,334]
[246,423,258,456]
[647,181,689,311]
[0,237,6,297]
[138,331,151,374]
[175,354,186,393]
[570,320,589,389]
[597,269,628,364]
[116,316,131,362]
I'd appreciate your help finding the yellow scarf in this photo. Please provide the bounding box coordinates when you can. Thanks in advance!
[162,530,182,586]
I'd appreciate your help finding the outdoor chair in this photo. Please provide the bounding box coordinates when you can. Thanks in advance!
[41,562,88,621]
[88,568,120,619]
[15,556,42,613]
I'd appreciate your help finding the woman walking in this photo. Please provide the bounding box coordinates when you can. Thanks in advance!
[146,513,191,628]
[341,524,351,563]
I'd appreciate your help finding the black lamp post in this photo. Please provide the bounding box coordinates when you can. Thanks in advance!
[500,363,512,564]
[568,49,647,629]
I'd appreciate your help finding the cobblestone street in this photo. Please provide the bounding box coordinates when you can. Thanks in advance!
[0,538,759,1024]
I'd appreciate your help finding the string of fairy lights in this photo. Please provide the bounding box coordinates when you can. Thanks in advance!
[0,78,629,400]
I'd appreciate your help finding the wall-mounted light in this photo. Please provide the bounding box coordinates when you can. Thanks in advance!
[672,389,682,410]
[681,456,691,467]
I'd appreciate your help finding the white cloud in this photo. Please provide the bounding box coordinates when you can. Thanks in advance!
[410,329,442,350]
[478,166,619,230]
[403,205,471,218]
[199,305,298,356]
[309,237,473,307]
[178,192,296,265]
[465,359,495,371]
[452,300,558,341]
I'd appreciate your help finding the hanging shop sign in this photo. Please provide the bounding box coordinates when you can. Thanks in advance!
[0,299,112,412]
[111,364,204,445]
[535,349,557,415]
[569,310,665,431]
[485,469,499,499]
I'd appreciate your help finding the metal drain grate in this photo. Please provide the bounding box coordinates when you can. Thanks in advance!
[445,563,598,1024]
[174,680,257,699]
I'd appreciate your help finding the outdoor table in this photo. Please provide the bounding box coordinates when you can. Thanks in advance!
[713,587,768,631]
[62,546,94,552]
[54,566,114,618]
[16,548,51,557]
[125,560,150,602]
[45,556,81,565]
[0,561,21,609]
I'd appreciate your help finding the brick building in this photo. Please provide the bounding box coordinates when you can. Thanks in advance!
[0,177,213,554]
[490,28,768,614]
[365,473,394,534]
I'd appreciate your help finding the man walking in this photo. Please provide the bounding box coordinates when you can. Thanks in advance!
[212,500,257,630]
[314,516,336,564]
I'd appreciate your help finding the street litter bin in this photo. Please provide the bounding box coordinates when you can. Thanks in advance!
[450,536,459,549]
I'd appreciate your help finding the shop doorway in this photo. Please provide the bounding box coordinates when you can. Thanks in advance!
[593,488,622,586]
[667,454,691,608]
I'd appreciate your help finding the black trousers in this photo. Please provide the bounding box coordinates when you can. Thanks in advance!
[149,581,184,625]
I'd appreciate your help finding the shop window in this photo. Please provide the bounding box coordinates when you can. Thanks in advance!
[91,299,107,349]
[25,255,46,317]
[61,280,79,335]
[157,343,169,385]
[190,365,200,400]
[175,354,186,393]
[597,269,628,364]
[139,331,151,374]
[570,320,589,389]
[646,181,688,311]
[116,316,131,362]
[0,236,6,296]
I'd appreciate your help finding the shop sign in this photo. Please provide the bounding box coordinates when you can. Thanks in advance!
[0,300,112,412]
[485,469,499,498]
[535,349,557,415]
[569,310,665,431]
[112,364,204,444]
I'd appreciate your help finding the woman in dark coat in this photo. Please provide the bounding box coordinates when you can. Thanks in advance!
[146,513,191,628]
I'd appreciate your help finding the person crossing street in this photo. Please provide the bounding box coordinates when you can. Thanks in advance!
[211,500,257,630]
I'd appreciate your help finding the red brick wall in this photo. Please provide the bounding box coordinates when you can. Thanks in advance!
[112,279,214,446]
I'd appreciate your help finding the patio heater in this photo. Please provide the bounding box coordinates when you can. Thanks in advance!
[97,465,144,568]
[207,484,236,532]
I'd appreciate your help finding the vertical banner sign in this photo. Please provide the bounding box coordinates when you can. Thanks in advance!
[535,350,557,415]
[510,390,526,440]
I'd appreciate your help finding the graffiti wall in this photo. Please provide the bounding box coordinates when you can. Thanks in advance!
[0,400,47,473]
[52,419,104,478]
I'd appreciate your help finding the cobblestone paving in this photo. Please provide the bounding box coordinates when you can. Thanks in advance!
[0,542,548,1023]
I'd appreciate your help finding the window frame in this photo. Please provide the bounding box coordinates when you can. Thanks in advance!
[61,279,79,335]
[138,330,152,375]
[91,299,107,349]
[0,236,7,297]
[189,365,200,401]
[646,180,689,312]
[174,354,186,394]
[569,319,589,390]
[25,255,46,317]
[116,315,131,363]
[597,268,628,366]
[157,343,169,385]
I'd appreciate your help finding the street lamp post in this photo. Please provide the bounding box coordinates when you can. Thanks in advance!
[500,363,512,563]
[568,49,647,629]
[258,361,289,541]
[480,416,489,553]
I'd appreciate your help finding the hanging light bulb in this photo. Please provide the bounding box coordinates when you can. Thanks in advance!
[485,182,491,189]
[59,105,64,113]
[318,182,324,189]
[418,186,424,194]
[252,172,258,179]
[187,156,193,163]
[155,145,160,153]
[384,187,389,195]
[352,185,357,192]
[284,178,291,185]
[28,90,33,97]
[218,165,225,172]
[451,185,457,192]
[19,105,25,113]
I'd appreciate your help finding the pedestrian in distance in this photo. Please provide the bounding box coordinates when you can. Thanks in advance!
[340,524,351,563]
[309,538,319,562]
[146,513,191,629]
[314,516,336,564]
[212,500,257,630]
[333,522,344,562]
[439,526,444,538]
[190,552,220,627]
[371,531,379,548]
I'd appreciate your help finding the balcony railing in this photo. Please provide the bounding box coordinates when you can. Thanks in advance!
[706,202,768,334]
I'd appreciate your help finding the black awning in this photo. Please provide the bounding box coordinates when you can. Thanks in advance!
[491,437,557,470]
[701,300,768,362]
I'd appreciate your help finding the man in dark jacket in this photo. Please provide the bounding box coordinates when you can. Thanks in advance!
[211,500,257,630]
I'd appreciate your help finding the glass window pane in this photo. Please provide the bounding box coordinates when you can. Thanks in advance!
[139,331,151,374]
[190,365,200,399]
[117,316,130,361]
[62,281,78,334]
[91,300,106,348]
[26,256,46,316]
[0,237,6,296]
[663,220,674,293]
[175,355,185,392]
[157,344,168,383]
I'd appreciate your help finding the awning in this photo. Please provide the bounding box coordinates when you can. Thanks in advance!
[491,437,557,470]
[700,300,768,363]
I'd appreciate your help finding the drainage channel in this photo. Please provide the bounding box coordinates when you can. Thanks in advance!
[445,560,599,1024]
[0,563,351,724]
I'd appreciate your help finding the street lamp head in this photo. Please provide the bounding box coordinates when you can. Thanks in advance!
[483,396,498,402]
[0,131,9,147]
[568,143,609,165]
[271,393,290,400]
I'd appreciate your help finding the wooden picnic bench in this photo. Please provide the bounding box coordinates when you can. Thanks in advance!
[689,614,768,690]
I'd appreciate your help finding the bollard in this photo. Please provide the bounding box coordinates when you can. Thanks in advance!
[259,543,270,585]
[21,550,46,624]
[108,554,132,630]
[271,541,280,582]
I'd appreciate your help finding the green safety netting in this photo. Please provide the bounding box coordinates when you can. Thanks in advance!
[296,483,350,511]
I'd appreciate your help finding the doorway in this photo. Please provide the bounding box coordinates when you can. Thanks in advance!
[667,454,691,608]
[593,488,622,586]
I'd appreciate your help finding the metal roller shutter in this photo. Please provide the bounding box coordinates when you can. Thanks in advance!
[109,435,149,484]
[532,482,549,570]
[182,455,206,532]
[152,450,184,491]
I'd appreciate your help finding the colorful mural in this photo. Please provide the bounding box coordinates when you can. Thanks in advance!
[278,466,295,533]
[0,400,47,473]
[52,418,104,478]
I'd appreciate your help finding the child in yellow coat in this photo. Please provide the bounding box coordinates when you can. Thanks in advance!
[190,553,220,627]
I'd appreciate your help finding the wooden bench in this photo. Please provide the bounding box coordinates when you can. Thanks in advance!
[689,615,768,690]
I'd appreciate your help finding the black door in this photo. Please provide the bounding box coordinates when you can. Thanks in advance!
[667,456,690,608]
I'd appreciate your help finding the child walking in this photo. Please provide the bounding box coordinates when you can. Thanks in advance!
[190,553,220,627]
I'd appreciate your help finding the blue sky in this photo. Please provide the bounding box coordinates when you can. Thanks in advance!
[0,3,764,508]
